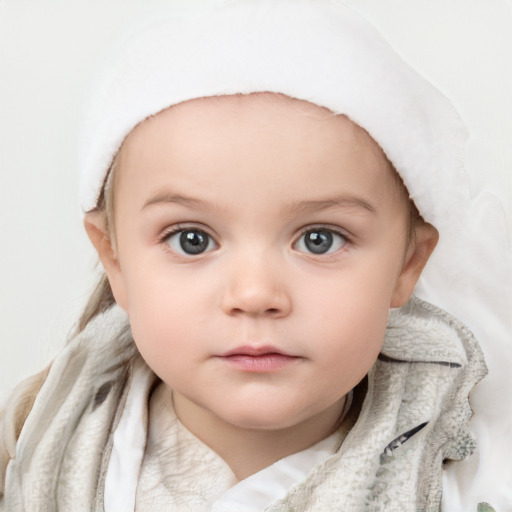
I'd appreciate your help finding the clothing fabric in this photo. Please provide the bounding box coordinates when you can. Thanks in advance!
[131,381,346,512]
[0,296,487,511]
[79,0,465,235]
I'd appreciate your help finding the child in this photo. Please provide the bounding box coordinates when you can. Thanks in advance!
[0,1,508,510]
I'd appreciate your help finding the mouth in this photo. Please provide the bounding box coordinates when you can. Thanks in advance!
[217,345,299,373]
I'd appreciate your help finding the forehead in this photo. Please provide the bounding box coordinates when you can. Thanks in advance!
[115,93,404,214]
[125,93,380,153]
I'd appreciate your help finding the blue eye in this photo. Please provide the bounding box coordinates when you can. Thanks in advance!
[165,228,217,256]
[295,228,347,255]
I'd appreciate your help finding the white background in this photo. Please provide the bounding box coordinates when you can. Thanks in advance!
[1,0,511,396]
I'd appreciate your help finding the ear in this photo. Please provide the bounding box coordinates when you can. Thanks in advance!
[390,220,439,308]
[83,211,129,311]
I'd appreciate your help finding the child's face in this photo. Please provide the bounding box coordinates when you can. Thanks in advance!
[95,93,426,432]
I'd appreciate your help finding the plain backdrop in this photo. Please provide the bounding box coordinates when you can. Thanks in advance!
[1,0,511,397]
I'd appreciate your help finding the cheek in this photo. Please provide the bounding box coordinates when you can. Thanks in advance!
[124,272,203,367]
[302,268,394,377]
[304,261,395,328]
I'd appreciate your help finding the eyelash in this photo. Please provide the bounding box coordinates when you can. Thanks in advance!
[158,224,352,258]
[293,225,351,257]
[159,224,218,257]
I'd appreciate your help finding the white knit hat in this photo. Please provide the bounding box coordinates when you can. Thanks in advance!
[80,0,467,228]
[79,0,512,508]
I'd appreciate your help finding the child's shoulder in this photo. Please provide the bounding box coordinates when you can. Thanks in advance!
[278,296,487,511]
[0,366,50,499]
[0,305,139,506]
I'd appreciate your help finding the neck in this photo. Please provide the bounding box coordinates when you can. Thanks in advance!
[171,388,346,481]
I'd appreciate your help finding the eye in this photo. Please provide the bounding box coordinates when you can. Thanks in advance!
[165,228,217,256]
[295,228,347,255]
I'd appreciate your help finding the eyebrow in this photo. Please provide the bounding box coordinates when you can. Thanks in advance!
[284,197,376,216]
[142,192,376,215]
[142,193,204,211]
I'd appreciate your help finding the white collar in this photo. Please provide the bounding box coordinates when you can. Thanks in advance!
[104,363,348,512]
[211,432,341,512]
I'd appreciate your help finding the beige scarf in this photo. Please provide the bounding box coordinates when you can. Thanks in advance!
[0,297,487,511]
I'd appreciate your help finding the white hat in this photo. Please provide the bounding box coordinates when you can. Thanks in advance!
[79,1,512,508]
[80,0,467,228]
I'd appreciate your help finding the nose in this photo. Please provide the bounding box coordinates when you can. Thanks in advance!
[220,253,292,318]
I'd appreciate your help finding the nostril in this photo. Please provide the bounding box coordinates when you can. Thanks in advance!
[221,283,292,317]
[230,307,281,316]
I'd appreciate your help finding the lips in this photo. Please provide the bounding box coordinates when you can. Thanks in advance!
[218,345,299,373]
